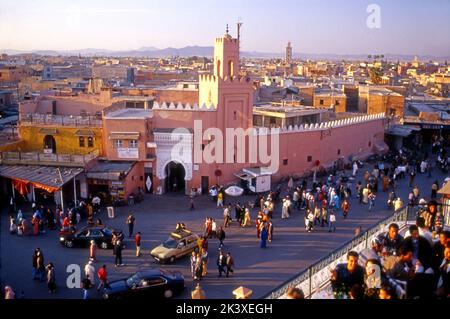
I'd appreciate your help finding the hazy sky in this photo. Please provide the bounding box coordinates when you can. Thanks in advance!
[1,0,449,55]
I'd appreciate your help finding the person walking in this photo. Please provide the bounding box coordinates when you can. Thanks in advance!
[216,226,226,248]
[81,275,92,300]
[217,192,224,208]
[135,232,142,257]
[189,195,195,211]
[226,252,234,277]
[84,261,96,286]
[114,240,124,267]
[223,205,231,228]
[190,252,197,278]
[89,240,97,262]
[409,169,416,187]
[352,161,358,177]
[46,263,56,294]
[194,253,203,281]
[36,250,45,282]
[32,248,39,280]
[328,211,336,232]
[341,198,350,219]
[126,214,135,238]
[368,192,376,212]
[267,220,274,242]
[201,249,209,277]
[242,207,251,227]
[260,226,268,248]
[217,250,227,277]
[97,265,109,292]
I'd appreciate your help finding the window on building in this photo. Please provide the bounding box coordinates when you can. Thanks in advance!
[369,141,372,147]
[140,176,144,181]
[183,84,189,89]
[335,100,340,106]
[87,137,94,148]
[307,156,312,162]
[129,140,138,148]
[233,111,237,120]
[320,99,324,105]
[283,159,288,166]
[114,140,123,148]
[270,117,276,124]
[79,137,85,148]
[337,149,341,155]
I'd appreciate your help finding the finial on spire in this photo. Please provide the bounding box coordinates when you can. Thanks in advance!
[226,24,229,35]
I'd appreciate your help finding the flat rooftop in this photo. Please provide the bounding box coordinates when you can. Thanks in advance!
[369,88,402,97]
[253,105,326,118]
[104,108,153,120]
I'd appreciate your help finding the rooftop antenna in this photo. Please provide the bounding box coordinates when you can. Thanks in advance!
[237,18,243,48]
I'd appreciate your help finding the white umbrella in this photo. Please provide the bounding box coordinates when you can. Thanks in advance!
[225,186,244,197]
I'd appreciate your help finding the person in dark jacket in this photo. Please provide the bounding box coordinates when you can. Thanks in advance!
[402,225,433,269]
[216,226,226,248]
[438,242,450,299]
[432,231,450,271]
[126,214,135,238]
[46,263,56,293]
[226,252,234,277]
[217,250,227,277]
[331,251,365,298]
[378,223,404,256]
[114,240,124,267]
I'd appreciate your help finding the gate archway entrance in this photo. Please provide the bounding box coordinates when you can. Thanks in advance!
[165,161,186,193]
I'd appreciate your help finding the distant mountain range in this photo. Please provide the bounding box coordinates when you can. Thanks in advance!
[1,46,449,62]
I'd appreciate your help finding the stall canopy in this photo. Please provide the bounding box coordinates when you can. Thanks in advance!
[0,165,84,193]
[86,161,136,181]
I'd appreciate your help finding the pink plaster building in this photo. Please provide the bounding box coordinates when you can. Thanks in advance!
[101,31,387,197]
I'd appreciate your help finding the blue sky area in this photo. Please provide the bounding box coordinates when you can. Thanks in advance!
[0,0,449,55]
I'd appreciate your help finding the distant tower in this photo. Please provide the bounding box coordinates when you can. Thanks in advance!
[285,42,293,64]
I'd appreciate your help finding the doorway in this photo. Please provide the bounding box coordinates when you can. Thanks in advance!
[43,135,56,153]
[165,161,186,193]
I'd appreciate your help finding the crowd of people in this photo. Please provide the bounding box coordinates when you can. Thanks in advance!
[326,226,450,299]
[3,136,450,299]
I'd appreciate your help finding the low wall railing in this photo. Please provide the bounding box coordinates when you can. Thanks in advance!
[263,207,411,299]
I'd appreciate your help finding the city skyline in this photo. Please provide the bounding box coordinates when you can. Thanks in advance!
[1,0,450,56]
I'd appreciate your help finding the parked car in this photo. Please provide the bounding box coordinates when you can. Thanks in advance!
[102,269,185,299]
[59,225,124,249]
[150,229,200,263]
